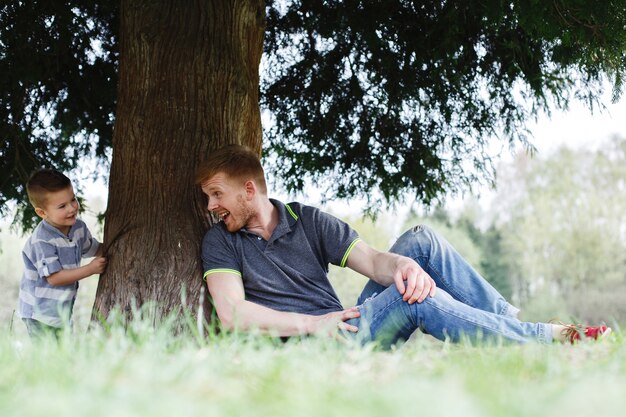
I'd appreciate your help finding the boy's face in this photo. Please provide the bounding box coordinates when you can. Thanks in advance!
[35,186,80,234]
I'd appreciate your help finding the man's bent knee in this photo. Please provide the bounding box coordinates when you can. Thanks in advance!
[390,224,435,257]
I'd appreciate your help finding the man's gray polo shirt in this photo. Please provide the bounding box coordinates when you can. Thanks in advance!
[17,219,100,327]
[201,199,361,315]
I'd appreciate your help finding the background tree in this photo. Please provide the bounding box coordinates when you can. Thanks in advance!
[455,208,514,300]
[401,205,513,299]
[395,137,626,323]
[492,137,626,321]
[1,1,626,322]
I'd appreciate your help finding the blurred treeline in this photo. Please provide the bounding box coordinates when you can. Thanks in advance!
[330,137,626,326]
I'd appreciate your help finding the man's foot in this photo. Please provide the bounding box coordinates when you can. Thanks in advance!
[561,324,612,343]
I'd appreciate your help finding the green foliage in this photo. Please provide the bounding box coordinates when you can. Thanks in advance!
[494,137,626,318]
[472,226,514,300]
[391,138,626,321]
[3,0,626,231]
[1,317,625,417]
[0,1,117,229]
[402,206,508,293]
[263,0,626,209]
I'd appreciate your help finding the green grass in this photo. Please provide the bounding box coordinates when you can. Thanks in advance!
[1,318,625,417]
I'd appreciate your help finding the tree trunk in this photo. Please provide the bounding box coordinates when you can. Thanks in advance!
[93,0,264,324]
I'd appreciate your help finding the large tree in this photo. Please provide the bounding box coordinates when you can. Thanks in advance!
[1,0,625,322]
[93,1,264,320]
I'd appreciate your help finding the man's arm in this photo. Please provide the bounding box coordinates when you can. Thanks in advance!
[206,271,360,337]
[46,257,107,286]
[346,241,436,304]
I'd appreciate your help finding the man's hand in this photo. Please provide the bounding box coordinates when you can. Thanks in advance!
[307,307,361,336]
[207,271,360,337]
[88,256,107,275]
[393,257,436,304]
[345,240,436,304]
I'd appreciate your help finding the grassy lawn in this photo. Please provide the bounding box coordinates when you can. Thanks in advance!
[1,318,624,417]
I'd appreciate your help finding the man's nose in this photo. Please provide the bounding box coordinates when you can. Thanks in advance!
[207,198,217,211]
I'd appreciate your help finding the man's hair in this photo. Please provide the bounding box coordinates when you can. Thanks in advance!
[26,168,72,208]
[195,144,267,194]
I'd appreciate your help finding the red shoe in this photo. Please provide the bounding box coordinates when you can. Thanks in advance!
[562,324,611,343]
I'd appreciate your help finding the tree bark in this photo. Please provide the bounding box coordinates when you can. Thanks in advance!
[93,0,264,324]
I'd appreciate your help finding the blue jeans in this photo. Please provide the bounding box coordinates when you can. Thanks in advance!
[345,225,551,348]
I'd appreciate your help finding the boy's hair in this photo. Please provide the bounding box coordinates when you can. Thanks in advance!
[195,144,267,194]
[26,169,72,208]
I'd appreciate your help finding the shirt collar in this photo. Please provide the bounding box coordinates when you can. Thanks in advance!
[239,199,297,242]
[269,199,298,242]
[41,219,77,238]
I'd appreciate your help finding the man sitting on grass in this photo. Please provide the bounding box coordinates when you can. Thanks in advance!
[196,144,610,348]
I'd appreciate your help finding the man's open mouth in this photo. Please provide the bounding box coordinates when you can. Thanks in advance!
[217,211,230,221]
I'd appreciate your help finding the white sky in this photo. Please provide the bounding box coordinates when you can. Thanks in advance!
[525,91,625,155]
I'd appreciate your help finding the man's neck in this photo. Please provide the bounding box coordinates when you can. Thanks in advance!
[245,197,279,241]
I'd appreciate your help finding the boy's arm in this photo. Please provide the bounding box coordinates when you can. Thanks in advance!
[46,257,107,286]
[206,271,360,337]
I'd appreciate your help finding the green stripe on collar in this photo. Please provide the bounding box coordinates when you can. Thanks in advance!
[285,204,299,221]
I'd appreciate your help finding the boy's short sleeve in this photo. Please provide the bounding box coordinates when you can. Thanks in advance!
[27,240,63,278]
[201,225,242,280]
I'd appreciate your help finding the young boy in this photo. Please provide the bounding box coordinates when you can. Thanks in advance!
[17,168,107,338]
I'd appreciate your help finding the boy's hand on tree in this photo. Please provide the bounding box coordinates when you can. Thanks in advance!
[89,257,108,275]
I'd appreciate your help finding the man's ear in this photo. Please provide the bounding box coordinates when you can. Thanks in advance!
[244,180,256,200]
[34,207,47,219]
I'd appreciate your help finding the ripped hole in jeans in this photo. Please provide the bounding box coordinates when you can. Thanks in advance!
[411,224,425,233]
